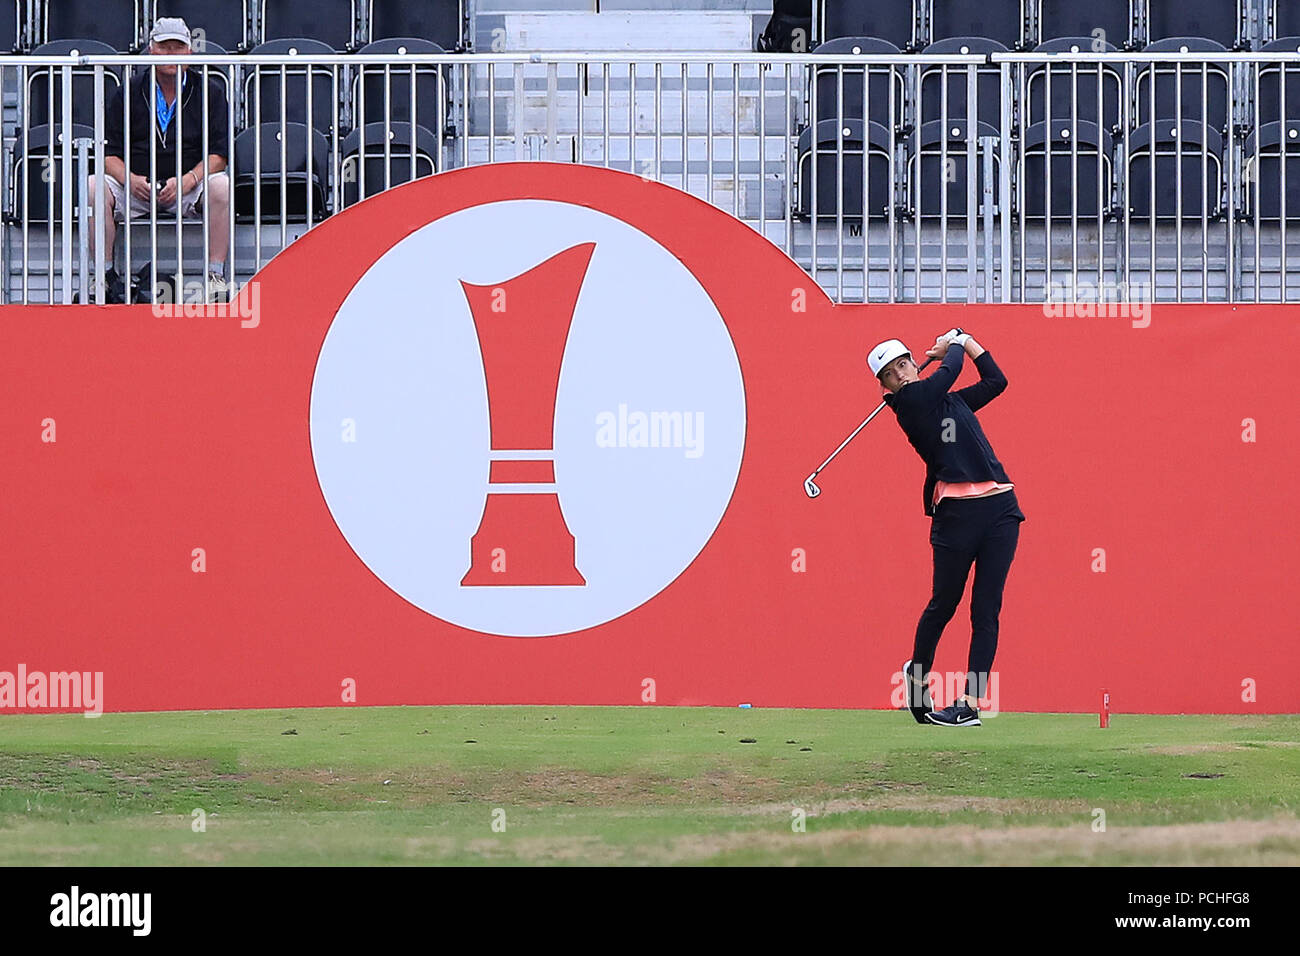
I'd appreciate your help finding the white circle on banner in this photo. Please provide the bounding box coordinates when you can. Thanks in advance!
[309,199,746,637]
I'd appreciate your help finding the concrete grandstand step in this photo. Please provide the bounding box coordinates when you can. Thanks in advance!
[465,133,791,161]
[600,1,773,9]
[8,219,1298,304]
[463,64,796,139]
[474,0,598,9]
[475,11,758,51]
[467,93,780,137]
[461,138,790,216]
[5,224,304,301]
[477,1,771,8]
[478,0,774,9]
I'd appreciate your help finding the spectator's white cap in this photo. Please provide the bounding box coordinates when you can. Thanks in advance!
[149,17,192,45]
[867,339,911,377]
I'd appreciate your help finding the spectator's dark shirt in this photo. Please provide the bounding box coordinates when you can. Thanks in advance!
[104,68,229,178]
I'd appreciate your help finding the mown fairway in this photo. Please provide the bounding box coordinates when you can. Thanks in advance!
[1,707,1297,865]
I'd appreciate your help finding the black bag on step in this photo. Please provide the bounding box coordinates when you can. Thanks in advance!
[757,0,813,52]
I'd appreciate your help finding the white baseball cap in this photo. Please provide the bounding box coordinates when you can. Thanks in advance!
[867,339,911,377]
[149,17,192,45]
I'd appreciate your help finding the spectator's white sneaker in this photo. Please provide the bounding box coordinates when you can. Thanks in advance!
[206,273,229,304]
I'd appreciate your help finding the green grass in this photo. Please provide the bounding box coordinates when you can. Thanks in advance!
[1,707,1297,865]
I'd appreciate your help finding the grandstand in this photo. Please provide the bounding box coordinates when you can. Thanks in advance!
[3,0,1300,303]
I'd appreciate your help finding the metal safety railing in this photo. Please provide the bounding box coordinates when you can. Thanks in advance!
[993,49,1300,305]
[5,49,1300,305]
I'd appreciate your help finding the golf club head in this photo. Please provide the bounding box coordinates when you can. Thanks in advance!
[803,475,821,498]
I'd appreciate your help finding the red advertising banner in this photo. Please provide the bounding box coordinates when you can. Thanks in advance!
[1,162,1296,714]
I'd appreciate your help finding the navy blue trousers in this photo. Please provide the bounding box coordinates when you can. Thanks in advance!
[911,489,1024,700]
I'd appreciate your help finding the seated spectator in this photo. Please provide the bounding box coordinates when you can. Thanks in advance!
[88,17,231,303]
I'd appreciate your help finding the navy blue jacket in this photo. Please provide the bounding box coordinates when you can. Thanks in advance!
[882,344,1013,516]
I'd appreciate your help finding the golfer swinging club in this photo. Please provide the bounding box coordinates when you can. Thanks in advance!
[869,329,1024,727]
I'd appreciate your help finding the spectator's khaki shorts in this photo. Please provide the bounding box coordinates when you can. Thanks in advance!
[104,171,227,221]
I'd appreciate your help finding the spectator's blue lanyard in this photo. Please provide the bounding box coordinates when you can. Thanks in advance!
[155,72,186,135]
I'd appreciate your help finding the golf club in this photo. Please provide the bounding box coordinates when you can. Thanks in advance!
[803,346,950,499]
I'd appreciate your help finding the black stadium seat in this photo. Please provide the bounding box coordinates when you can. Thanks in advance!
[25,40,121,129]
[796,119,893,219]
[340,121,440,207]
[1136,37,1231,132]
[46,0,141,50]
[820,0,915,49]
[810,38,904,127]
[354,39,447,134]
[1037,0,1132,46]
[1274,1,1300,42]
[1027,37,1123,131]
[183,39,228,58]
[244,38,338,136]
[1257,38,1300,124]
[4,0,18,53]
[155,0,249,52]
[1244,121,1300,219]
[11,124,97,223]
[169,41,234,130]
[1130,36,1230,221]
[1126,120,1224,218]
[1021,35,1122,219]
[370,0,463,49]
[232,122,330,222]
[930,0,1023,48]
[1020,119,1115,218]
[1146,0,1240,47]
[907,119,1002,218]
[918,37,1008,128]
[261,0,356,50]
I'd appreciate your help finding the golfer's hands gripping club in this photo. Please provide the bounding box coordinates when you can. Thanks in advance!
[925,328,967,360]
